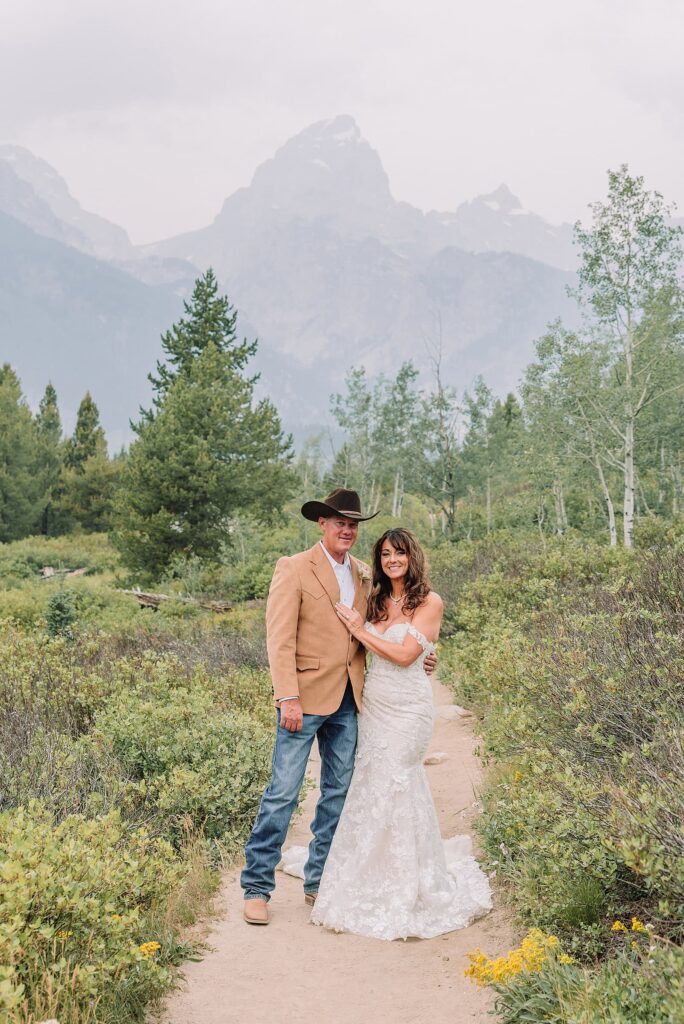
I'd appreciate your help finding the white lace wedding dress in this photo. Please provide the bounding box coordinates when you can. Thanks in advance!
[281,621,492,941]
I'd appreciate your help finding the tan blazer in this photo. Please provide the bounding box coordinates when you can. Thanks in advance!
[266,543,371,715]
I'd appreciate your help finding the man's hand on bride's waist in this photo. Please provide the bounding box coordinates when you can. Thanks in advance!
[424,649,437,675]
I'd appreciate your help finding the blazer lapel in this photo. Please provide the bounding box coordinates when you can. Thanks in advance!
[351,557,368,617]
[310,543,342,609]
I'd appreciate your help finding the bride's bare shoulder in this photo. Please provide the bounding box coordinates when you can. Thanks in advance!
[412,591,443,629]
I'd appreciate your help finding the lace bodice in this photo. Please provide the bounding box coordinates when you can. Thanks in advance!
[365,620,436,653]
[364,621,435,682]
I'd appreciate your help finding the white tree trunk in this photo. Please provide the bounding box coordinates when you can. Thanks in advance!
[671,461,681,516]
[553,479,568,534]
[623,323,636,549]
[623,416,635,548]
[594,456,618,547]
[485,473,492,535]
[391,470,403,517]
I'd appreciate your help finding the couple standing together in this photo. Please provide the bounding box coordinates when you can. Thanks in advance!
[241,488,492,940]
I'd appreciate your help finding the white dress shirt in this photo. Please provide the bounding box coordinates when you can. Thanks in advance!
[319,541,356,608]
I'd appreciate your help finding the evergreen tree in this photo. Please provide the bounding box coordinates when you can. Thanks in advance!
[147,267,255,406]
[59,391,116,531]
[34,382,64,535]
[59,447,122,533]
[64,392,106,471]
[0,365,40,541]
[115,275,293,580]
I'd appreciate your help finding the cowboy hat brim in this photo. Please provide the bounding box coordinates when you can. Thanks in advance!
[300,500,380,523]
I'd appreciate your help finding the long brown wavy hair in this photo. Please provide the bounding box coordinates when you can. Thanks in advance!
[367,528,431,624]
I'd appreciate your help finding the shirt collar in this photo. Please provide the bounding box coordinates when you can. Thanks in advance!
[319,541,351,572]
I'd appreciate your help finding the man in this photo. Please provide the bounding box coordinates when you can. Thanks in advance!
[241,488,437,925]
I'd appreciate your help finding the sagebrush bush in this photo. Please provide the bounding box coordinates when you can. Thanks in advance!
[92,655,274,852]
[448,536,684,1017]
[0,534,279,1022]
[0,803,179,1022]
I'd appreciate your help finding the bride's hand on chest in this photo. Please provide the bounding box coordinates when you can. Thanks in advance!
[335,603,364,637]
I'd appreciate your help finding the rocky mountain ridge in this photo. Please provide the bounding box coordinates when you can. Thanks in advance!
[1,116,582,440]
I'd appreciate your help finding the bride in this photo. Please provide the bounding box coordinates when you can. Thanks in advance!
[310,527,492,940]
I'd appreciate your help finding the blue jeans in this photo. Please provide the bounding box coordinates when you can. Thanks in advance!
[241,682,357,899]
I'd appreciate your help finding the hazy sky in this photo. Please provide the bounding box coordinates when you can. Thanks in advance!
[2,0,683,244]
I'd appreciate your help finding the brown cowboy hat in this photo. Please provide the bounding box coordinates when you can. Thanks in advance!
[301,487,380,523]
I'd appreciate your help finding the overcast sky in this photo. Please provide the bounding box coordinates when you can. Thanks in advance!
[2,0,683,244]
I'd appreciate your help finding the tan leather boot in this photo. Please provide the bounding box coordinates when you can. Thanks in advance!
[243,898,269,925]
[304,892,318,907]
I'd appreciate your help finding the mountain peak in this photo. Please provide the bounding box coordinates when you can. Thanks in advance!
[0,144,72,203]
[235,115,391,222]
[300,114,362,146]
[474,184,524,215]
[0,143,132,259]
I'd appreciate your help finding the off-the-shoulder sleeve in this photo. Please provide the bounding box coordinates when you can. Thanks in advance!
[406,624,436,653]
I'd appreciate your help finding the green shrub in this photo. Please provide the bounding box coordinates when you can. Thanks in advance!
[92,660,274,853]
[491,943,684,1024]
[451,538,684,1016]
[0,803,179,1023]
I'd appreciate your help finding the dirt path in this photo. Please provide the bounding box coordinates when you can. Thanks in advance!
[160,679,517,1024]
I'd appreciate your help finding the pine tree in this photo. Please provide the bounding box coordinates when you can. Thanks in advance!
[34,382,64,535]
[59,448,122,533]
[60,391,115,531]
[0,365,40,540]
[64,392,106,471]
[146,267,255,407]
[115,274,293,580]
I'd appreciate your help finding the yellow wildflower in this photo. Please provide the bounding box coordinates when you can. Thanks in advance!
[110,914,123,921]
[631,941,639,951]
[465,928,567,988]
[631,918,647,933]
[611,920,628,932]
[138,941,161,959]
[56,930,73,940]
[559,953,575,965]
[513,771,523,783]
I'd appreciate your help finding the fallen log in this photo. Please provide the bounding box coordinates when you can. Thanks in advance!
[39,566,88,579]
[117,589,264,612]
